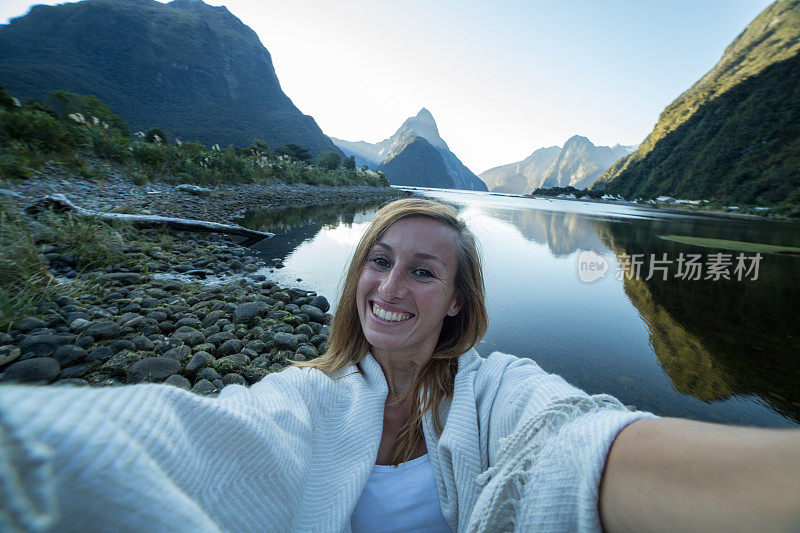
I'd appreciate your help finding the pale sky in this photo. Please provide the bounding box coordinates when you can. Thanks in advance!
[2,0,774,173]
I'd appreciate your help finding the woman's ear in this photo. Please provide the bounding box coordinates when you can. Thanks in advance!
[447,294,463,317]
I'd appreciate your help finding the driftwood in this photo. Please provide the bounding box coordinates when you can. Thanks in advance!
[26,194,273,245]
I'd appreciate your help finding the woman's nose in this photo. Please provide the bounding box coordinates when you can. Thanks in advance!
[378,266,407,300]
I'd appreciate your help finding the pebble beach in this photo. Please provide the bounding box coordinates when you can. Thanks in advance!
[0,168,405,393]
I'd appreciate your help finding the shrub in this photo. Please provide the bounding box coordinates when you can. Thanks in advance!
[36,210,132,269]
[0,141,46,180]
[317,150,341,170]
[130,141,166,169]
[0,83,18,111]
[0,108,74,152]
[129,166,151,185]
[245,139,271,157]
[85,127,130,163]
[275,144,311,163]
[145,128,168,144]
[0,201,57,328]
[47,90,129,136]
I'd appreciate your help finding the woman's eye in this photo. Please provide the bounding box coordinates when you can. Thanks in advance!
[372,257,390,267]
[413,268,434,278]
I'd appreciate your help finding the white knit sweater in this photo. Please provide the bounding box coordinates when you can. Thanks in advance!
[0,350,655,532]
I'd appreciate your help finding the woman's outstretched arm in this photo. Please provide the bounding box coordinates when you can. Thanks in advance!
[599,418,800,533]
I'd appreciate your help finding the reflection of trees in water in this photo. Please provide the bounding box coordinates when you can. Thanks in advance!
[237,200,386,233]
[595,221,800,424]
[483,207,607,256]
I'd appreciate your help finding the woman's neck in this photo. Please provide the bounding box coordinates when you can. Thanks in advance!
[371,347,432,397]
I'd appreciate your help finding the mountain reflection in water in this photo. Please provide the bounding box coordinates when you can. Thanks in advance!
[237,190,800,427]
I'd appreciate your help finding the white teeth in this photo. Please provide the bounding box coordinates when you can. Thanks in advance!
[372,303,411,322]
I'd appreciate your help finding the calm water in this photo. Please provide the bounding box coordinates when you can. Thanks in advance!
[238,189,800,428]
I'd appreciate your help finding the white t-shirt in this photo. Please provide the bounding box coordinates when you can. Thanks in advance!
[350,453,451,532]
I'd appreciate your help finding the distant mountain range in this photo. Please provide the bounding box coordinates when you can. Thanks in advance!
[480,136,636,194]
[594,0,800,206]
[333,109,487,191]
[0,0,340,157]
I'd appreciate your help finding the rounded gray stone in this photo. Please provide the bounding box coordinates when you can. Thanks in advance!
[206,331,235,346]
[175,317,202,329]
[111,339,135,352]
[295,324,314,338]
[217,339,244,357]
[15,317,47,333]
[272,332,298,352]
[84,321,121,339]
[164,374,191,390]
[245,339,267,354]
[98,272,142,285]
[171,326,205,347]
[0,357,60,383]
[53,345,87,366]
[155,338,184,355]
[0,345,22,367]
[128,357,181,384]
[309,296,330,313]
[197,367,221,383]
[87,346,114,361]
[233,302,269,324]
[296,345,318,360]
[163,345,192,364]
[310,334,328,347]
[19,334,76,357]
[54,378,89,386]
[59,364,89,379]
[270,323,294,334]
[132,336,155,351]
[185,351,214,374]
[221,373,246,386]
[300,305,325,323]
[191,378,216,396]
[201,310,227,328]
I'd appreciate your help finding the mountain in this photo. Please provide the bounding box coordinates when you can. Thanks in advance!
[0,0,340,156]
[479,138,635,194]
[594,0,800,206]
[478,146,561,194]
[541,136,636,189]
[332,109,487,191]
[378,136,455,189]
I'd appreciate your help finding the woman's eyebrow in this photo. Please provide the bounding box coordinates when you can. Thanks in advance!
[374,242,446,267]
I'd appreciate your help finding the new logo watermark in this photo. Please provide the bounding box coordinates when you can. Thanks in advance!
[577,251,763,283]
[577,251,609,283]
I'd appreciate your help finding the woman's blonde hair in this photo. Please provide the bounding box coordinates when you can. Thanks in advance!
[294,197,487,464]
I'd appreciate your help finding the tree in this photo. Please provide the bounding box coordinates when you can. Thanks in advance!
[317,150,342,170]
[0,83,18,110]
[343,155,356,170]
[21,100,58,117]
[145,128,168,144]
[246,139,271,157]
[275,144,311,163]
[46,91,129,135]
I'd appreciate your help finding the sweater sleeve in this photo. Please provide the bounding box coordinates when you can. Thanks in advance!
[0,371,314,532]
[469,352,657,532]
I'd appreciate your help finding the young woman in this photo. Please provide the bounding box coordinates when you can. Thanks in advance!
[0,198,798,532]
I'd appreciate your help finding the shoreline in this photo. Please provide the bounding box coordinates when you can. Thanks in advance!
[0,173,405,392]
[2,168,406,225]
[511,193,792,222]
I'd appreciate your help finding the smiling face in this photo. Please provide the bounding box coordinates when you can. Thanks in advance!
[356,216,463,362]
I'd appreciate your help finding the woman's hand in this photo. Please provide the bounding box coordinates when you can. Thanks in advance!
[599,417,800,532]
